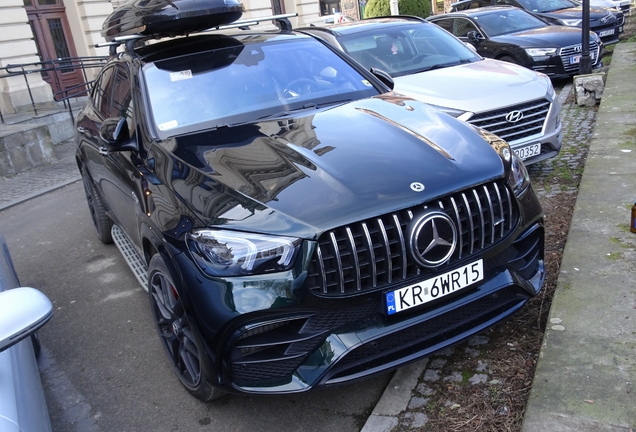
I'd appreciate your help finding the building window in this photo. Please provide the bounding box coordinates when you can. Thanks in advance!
[320,0,341,15]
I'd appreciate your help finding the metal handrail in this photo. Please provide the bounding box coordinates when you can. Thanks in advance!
[0,56,107,123]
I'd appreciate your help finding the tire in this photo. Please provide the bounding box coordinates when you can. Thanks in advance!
[499,55,518,65]
[81,166,113,244]
[147,254,225,401]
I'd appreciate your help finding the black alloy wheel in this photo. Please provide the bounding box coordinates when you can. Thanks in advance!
[147,254,224,401]
[81,166,113,244]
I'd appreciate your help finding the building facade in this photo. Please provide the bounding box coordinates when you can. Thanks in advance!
[0,0,344,115]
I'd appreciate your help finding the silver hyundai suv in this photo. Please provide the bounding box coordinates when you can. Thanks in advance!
[300,17,562,165]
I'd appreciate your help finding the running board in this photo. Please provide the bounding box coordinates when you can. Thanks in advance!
[111,225,148,292]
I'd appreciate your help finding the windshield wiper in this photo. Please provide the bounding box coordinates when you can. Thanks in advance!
[253,103,320,122]
[414,59,474,73]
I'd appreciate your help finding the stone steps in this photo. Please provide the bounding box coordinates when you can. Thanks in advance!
[0,100,83,177]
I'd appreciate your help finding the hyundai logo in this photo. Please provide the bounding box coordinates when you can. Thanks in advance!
[408,211,457,268]
[505,110,524,123]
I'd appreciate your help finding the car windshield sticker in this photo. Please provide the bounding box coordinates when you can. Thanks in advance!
[158,120,178,131]
[362,80,373,87]
[170,70,193,82]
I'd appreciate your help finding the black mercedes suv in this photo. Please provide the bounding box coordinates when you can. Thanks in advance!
[76,0,545,400]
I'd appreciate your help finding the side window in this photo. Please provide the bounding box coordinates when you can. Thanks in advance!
[434,18,454,33]
[90,73,103,109]
[95,66,116,119]
[111,66,134,133]
[452,18,479,38]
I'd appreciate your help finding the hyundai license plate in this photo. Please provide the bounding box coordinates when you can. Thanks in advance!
[598,29,615,37]
[514,143,541,161]
[385,259,483,315]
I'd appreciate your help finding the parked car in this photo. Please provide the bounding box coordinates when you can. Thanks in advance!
[77,0,545,401]
[427,7,603,78]
[450,0,624,44]
[0,234,53,432]
[585,0,632,14]
[299,17,562,164]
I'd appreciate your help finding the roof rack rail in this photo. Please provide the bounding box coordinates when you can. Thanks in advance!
[95,12,297,49]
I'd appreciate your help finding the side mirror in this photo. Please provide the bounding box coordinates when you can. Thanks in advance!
[0,288,53,353]
[370,67,394,90]
[466,31,484,42]
[100,117,136,151]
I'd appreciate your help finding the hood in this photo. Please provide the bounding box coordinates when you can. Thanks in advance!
[393,58,551,114]
[493,26,593,47]
[155,94,506,239]
[538,6,611,19]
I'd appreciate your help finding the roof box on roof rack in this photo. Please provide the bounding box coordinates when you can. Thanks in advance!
[101,0,244,42]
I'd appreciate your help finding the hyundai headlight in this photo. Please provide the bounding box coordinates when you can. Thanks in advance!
[559,18,582,26]
[525,48,557,57]
[187,229,302,277]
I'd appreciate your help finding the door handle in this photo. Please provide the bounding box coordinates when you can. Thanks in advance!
[77,126,87,134]
[99,146,108,157]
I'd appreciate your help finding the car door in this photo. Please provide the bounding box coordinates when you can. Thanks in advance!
[435,17,497,59]
[77,62,145,251]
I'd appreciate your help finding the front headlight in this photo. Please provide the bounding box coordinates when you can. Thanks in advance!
[525,47,557,57]
[472,127,530,195]
[508,151,531,196]
[559,18,582,26]
[187,229,302,277]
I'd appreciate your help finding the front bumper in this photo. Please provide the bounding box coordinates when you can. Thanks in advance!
[506,96,563,166]
[182,214,545,395]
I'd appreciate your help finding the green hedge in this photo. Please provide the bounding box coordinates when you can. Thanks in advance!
[364,0,431,18]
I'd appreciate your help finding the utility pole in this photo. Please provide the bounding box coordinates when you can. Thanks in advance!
[579,0,592,74]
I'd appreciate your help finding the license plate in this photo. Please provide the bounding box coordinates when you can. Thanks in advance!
[385,259,483,315]
[570,51,597,64]
[514,143,541,161]
[598,29,615,37]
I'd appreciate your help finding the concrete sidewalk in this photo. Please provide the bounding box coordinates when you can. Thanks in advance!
[521,43,636,431]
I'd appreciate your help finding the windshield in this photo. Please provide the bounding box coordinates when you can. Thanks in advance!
[515,0,580,12]
[143,37,379,137]
[337,23,481,77]
[474,9,548,36]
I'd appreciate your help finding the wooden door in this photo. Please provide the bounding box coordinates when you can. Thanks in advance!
[25,0,85,99]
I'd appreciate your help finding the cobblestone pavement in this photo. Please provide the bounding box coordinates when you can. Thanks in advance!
[528,87,598,199]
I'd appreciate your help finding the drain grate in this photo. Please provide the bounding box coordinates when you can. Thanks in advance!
[111,225,148,292]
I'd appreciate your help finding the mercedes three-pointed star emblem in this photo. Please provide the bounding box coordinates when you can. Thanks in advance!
[409,211,457,268]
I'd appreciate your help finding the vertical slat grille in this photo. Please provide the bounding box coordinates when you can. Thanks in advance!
[467,98,550,143]
[306,180,518,297]
[560,41,601,74]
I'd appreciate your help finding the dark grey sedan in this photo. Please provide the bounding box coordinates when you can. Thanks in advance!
[428,7,603,78]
